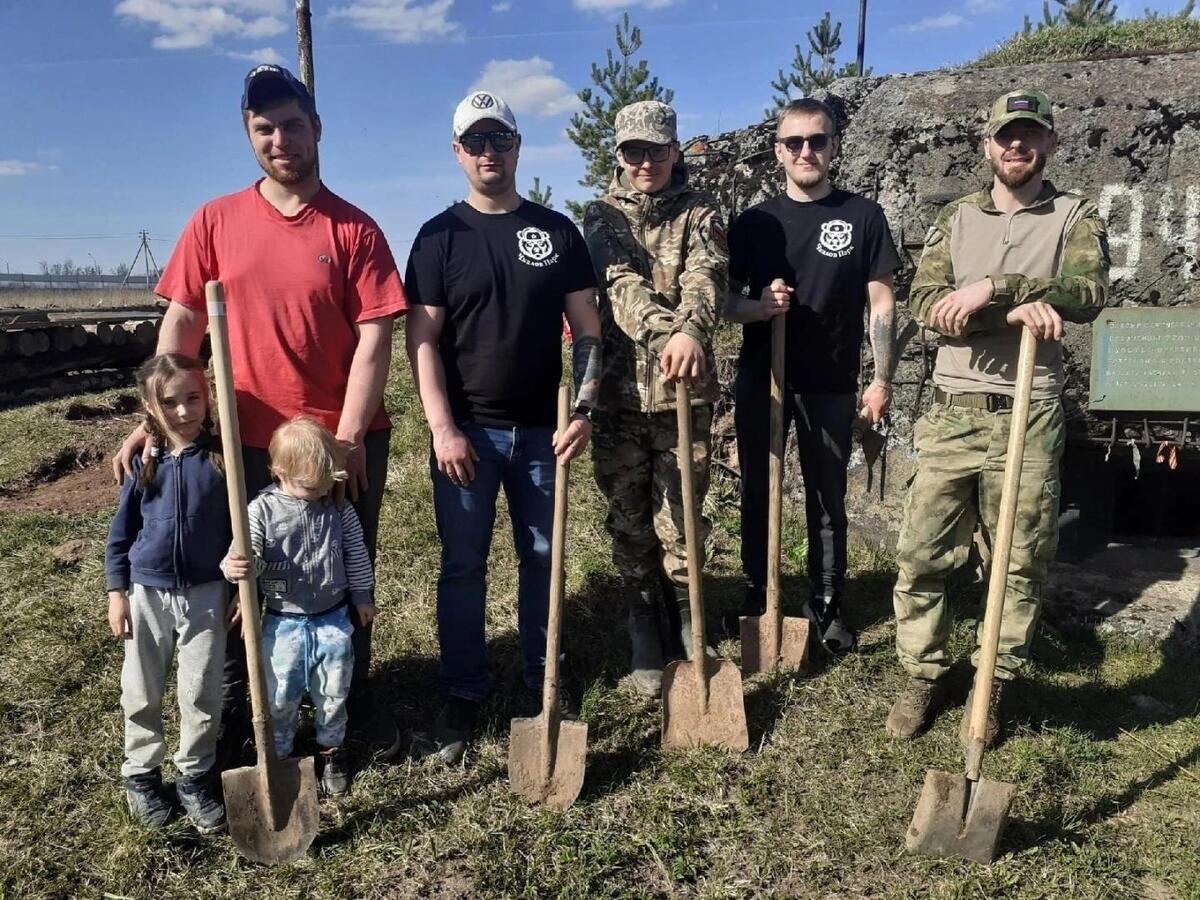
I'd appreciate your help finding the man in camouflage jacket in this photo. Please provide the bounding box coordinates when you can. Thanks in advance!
[583,100,728,698]
[887,89,1110,746]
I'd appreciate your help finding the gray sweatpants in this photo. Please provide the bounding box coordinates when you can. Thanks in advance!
[121,581,228,779]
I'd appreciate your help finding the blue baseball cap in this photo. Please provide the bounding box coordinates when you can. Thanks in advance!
[241,64,316,117]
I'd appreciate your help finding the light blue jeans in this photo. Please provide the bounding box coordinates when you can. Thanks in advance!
[262,604,354,756]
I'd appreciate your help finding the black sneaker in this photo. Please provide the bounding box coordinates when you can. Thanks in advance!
[802,596,858,656]
[721,582,766,638]
[319,747,352,797]
[432,696,480,766]
[125,769,174,828]
[176,773,225,834]
[347,691,402,763]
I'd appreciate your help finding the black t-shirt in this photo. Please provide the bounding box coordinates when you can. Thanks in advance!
[729,189,899,393]
[404,200,596,427]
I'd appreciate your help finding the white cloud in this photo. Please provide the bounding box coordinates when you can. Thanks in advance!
[226,46,285,64]
[491,1,512,10]
[470,58,582,118]
[115,0,288,50]
[328,0,460,43]
[901,12,966,32]
[0,160,54,176]
[574,0,676,9]
[965,0,1008,11]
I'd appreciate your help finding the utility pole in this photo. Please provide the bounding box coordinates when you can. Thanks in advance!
[856,0,867,74]
[120,231,162,289]
[296,0,315,98]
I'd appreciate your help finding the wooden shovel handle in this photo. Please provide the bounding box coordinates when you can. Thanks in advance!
[676,382,708,711]
[205,281,276,769]
[539,385,571,781]
[766,314,785,653]
[965,327,1037,780]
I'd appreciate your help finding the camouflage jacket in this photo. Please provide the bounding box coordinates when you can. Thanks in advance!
[583,167,728,413]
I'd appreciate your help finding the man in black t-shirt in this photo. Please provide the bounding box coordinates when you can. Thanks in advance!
[723,97,900,655]
[404,91,602,765]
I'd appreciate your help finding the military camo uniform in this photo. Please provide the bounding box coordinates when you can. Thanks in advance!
[583,102,728,590]
[894,180,1110,681]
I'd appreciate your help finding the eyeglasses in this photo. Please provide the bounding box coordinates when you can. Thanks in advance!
[776,133,832,154]
[458,130,517,155]
[619,144,673,165]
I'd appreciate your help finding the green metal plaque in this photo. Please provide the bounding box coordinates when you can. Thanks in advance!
[1090,308,1200,412]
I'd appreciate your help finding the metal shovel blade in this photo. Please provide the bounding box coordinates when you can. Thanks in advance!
[905,768,1016,864]
[508,715,588,810]
[222,756,319,866]
[740,614,810,674]
[661,657,749,752]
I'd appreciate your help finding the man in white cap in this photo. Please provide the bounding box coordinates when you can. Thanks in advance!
[405,91,603,764]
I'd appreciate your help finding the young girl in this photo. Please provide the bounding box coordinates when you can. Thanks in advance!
[105,353,232,833]
[223,416,377,797]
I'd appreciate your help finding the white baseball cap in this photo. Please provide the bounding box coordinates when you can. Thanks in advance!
[453,90,518,138]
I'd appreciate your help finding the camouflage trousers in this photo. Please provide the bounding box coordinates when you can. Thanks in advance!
[893,399,1065,681]
[593,405,713,590]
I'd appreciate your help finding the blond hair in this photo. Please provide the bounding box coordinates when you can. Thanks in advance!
[268,417,347,495]
[135,353,223,487]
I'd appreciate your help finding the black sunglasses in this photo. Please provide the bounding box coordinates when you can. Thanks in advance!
[619,144,673,165]
[776,133,832,154]
[459,130,517,155]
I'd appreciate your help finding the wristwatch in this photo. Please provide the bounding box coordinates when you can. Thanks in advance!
[572,404,595,423]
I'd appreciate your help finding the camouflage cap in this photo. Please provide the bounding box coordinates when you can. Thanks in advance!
[615,101,678,146]
[986,89,1054,136]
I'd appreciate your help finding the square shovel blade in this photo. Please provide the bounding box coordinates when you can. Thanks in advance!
[222,756,319,866]
[905,768,1016,864]
[740,614,810,675]
[661,657,749,752]
[508,715,588,811]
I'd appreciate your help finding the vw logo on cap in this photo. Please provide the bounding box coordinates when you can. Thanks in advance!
[472,93,495,109]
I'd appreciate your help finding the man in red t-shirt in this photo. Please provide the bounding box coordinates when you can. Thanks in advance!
[113,65,408,767]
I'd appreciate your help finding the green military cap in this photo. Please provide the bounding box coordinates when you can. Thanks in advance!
[615,100,678,146]
[985,89,1054,136]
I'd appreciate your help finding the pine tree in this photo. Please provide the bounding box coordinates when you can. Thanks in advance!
[527,176,554,209]
[565,12,674,220]
[1040,0,1119,27]
[766,12,871,114]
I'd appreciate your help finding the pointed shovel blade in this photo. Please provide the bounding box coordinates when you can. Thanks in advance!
[221,756,319,866]
[740,614,810,675]
[905,768,1016,864]
[508,715,588,810]
[662,657,749,752]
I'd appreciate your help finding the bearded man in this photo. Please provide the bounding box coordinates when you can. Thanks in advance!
[885,89,1110,745]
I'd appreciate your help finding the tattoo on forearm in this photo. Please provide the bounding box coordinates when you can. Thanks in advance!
[870,308,898,383]
[572,334,602,409]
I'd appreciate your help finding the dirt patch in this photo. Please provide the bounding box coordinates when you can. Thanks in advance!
[0,461,118,515]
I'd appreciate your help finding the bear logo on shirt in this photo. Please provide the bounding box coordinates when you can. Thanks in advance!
[517,227,558,267]
[816,219,854,258]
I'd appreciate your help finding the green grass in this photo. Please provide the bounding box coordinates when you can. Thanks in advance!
[973,17,1200,67]
[0,339,1197,898]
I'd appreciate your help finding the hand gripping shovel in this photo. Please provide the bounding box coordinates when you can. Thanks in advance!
[662,382,749,751]
[741,314,810,674]
[904,327,1037,865]
[508,384,588,809]
[207,281,319,865]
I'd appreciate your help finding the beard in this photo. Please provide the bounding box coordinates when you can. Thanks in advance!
[990,150,1046,189]
[257,151,317,186]
[787,161,828,190]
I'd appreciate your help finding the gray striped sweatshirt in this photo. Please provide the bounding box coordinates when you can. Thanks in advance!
[222,484,374,615]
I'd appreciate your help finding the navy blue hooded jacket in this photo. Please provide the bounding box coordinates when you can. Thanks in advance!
[104,436,232,592]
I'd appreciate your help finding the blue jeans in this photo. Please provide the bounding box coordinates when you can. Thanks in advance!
[432,423,556,701]
[262,604,355,756]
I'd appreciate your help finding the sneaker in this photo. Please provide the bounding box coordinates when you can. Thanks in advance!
[720,582,766,639]
[960,679,1006,750]
[347,691,402,763]
[885,677,946,738]
[802,596,858,656]
[176,773,225,834]
[432,695,480,766]
[319,747,352,797]
[124,769,174,828]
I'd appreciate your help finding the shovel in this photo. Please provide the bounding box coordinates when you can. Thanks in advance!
[508,384,588,809]
[206,280,319,865]
[662,381,749,752]
[741,315,810,674]
[904,327,1037,865]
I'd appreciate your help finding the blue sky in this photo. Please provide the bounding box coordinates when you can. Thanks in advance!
[0,0,1189,275]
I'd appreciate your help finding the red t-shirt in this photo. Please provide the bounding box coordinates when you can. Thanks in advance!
[157,181,407,448]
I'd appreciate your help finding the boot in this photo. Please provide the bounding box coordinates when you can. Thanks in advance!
[885,677,946,739]
[626,584,664,698]
[959,679,1006,750]
[721,581,766,639]
[671,583,716,661]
